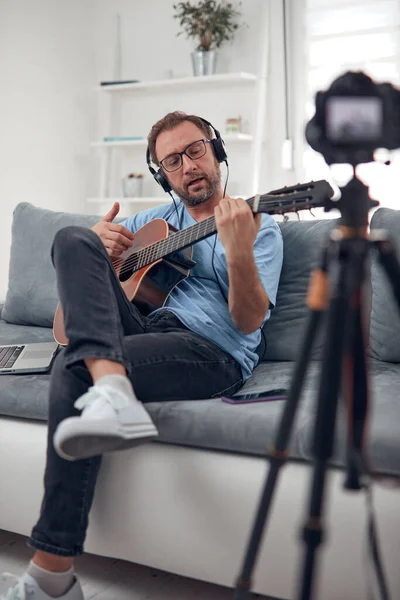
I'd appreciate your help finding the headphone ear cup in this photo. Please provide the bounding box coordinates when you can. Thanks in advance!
[154,169,172,193]
[211,137,228,163]
[147,147,172,193]
[148,164,172,193]
[198,118,228,164]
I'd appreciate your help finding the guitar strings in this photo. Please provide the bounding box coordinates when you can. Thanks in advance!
[113,213,216,275]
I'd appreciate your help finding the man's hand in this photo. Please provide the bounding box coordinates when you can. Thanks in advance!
[91,202,135,258]
[214,197,261,262]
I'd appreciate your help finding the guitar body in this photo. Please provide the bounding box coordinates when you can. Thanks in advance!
[53,219,194,346]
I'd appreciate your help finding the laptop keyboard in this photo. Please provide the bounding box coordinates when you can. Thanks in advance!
[0,345,24,369]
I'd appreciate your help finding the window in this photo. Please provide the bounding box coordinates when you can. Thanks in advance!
[302,0,400,209]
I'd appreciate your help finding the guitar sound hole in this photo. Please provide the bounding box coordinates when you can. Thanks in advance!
[119,259,135,283]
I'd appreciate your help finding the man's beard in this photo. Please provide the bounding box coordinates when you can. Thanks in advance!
[171,166,221,207]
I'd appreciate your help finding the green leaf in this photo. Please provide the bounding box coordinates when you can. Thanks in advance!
[173,0,245,51]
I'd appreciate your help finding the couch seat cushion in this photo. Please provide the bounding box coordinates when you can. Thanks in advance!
[148,359,400,477]
[0,319,55,345]
[0,323,398,477]
[0,319,54,420]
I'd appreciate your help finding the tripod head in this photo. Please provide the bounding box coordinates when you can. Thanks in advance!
[305,70,400,228]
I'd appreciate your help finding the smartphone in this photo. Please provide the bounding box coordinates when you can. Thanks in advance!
[221,388,287,405]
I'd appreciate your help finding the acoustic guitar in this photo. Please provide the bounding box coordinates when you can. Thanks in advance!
[53,180,333,346]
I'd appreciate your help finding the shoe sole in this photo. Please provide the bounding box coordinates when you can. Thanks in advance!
[54,419,158,461]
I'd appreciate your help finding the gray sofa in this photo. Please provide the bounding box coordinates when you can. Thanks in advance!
[1,202,400,600]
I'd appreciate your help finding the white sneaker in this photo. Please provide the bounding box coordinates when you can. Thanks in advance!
[53,383,158,461]
[0,573,84,599]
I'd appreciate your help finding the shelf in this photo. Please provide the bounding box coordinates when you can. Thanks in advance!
[87,197,171,205]
[91,139,146,148]
[91,133,253,148]
[96,72,257,93]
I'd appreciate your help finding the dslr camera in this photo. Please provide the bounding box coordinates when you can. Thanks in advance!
[306,70,400,166]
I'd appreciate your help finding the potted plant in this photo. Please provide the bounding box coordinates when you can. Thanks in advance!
[173,0,244,76]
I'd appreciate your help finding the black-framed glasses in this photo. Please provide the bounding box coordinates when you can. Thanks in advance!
[160,138,211,172]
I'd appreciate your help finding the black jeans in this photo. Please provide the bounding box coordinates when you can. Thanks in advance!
[29,226,243,556]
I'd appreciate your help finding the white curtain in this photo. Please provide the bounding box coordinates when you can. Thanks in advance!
[300,0,400,210]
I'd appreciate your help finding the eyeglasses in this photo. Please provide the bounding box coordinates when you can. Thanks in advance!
[159,139,211,173]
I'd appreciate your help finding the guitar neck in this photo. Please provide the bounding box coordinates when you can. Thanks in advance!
[154,212,218,257]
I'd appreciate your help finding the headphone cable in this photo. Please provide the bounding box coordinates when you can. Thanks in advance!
[210,158,229,303]
[212,159,267,358]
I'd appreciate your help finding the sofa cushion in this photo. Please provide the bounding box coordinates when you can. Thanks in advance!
[2,203,101,327]
[369,207,400,362]
[0,318,54,346]
[260,218,337,361]
[149,358,400,477]
[0,336,399,476]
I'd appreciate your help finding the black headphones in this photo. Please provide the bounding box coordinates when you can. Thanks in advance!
[146,117,228,194]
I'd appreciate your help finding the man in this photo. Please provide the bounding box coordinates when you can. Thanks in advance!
[1,112,283,599]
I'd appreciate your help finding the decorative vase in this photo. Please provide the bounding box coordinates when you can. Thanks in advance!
[191,50,217,76]
[122,175,143,198]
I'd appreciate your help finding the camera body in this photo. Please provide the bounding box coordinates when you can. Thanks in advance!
[306,71,400,165]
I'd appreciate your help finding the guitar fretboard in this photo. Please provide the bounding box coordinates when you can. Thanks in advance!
[134,197,257,270]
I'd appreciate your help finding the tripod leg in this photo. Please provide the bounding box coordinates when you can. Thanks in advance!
[343,285,369,491]
[343,239,393,600]
[234,244,331,600]
[343,287,392,600]
[297,236,359,600]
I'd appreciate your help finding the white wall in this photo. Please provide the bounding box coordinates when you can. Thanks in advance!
[0,0,95,299]
[0,0,292,300]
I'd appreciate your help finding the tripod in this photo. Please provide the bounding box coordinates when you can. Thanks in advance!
[234,173,400,600]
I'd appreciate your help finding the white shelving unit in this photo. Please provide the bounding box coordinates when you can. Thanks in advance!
[97,71,257,93]
[91,133,253,149]
[90,69,268,209]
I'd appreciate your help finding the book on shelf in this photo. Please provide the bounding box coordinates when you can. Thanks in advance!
[103,136,145,142]
[100,79,139,86]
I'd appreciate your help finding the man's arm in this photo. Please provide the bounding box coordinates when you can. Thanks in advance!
[226,249,270,334]
[215,197,282,334]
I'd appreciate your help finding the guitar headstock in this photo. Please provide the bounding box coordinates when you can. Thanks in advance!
[252,180,334,216]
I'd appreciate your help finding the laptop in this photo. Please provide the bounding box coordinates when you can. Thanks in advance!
[0,342,59,375]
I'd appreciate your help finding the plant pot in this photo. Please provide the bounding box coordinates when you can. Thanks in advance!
[191,50,217,76]
[122,176,143,198]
